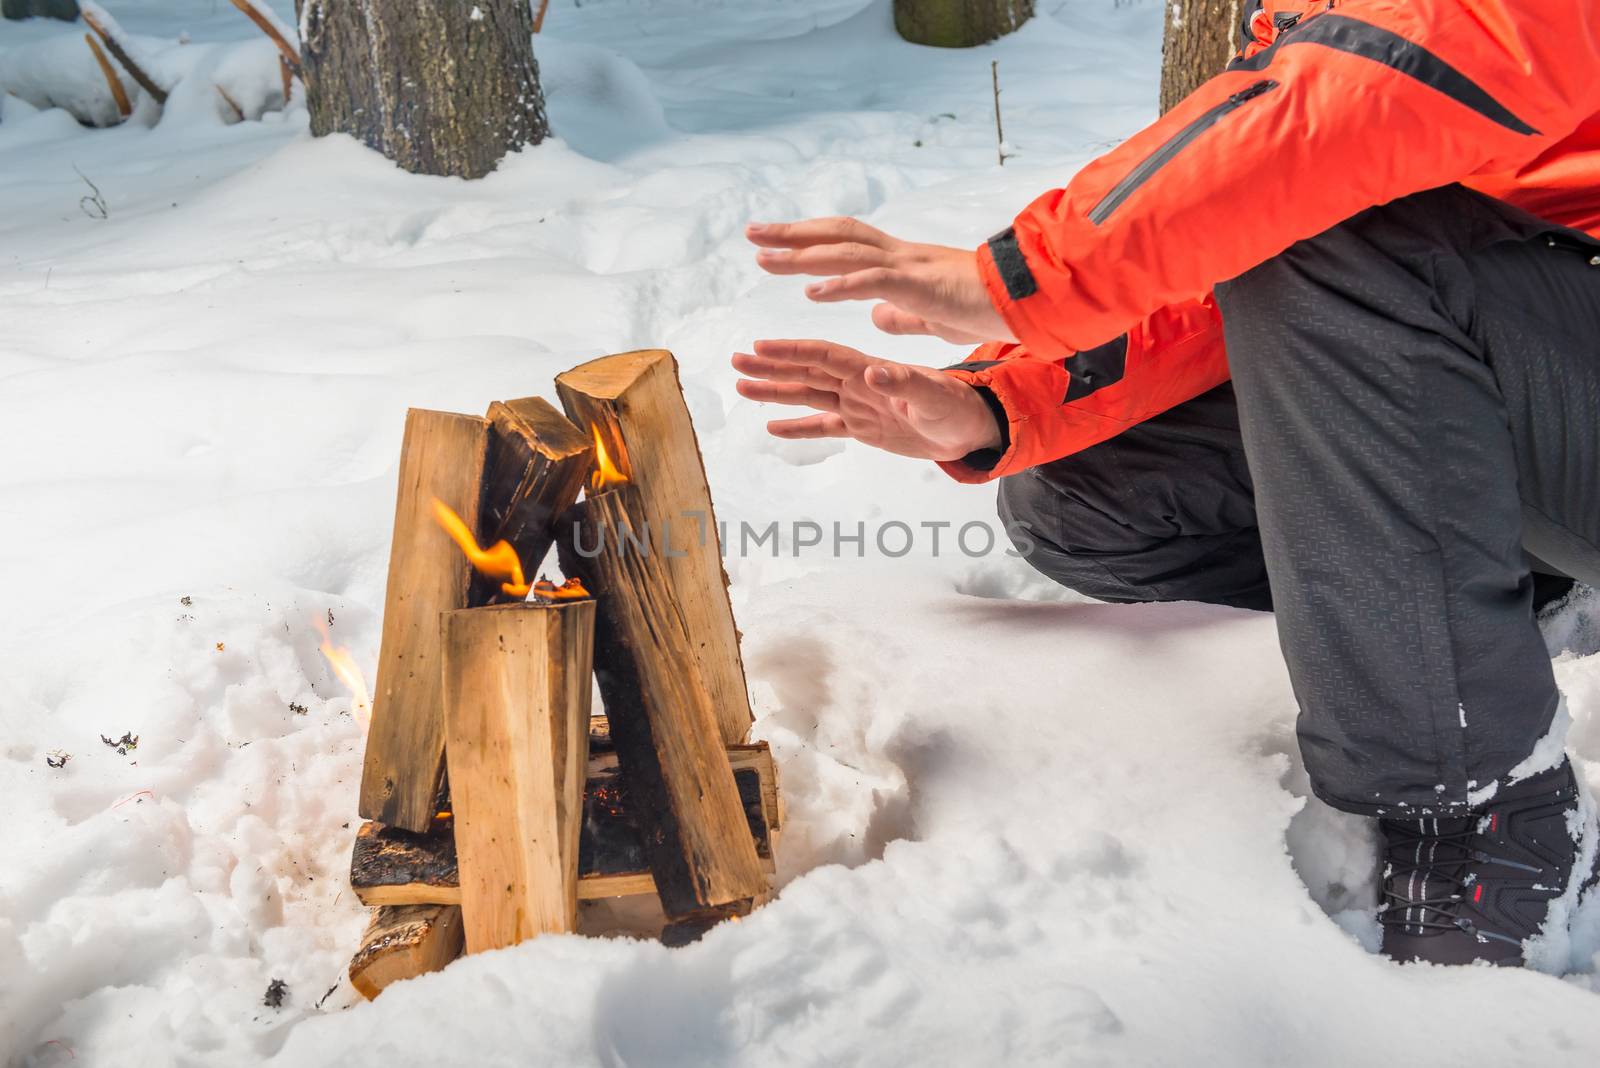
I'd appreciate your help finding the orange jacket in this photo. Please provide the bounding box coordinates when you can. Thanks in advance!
[940,0,1600,483]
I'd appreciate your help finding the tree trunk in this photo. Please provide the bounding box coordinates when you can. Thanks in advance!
[1159,0,1239,113]
[892,0,1033,48]
[294,0,548,179]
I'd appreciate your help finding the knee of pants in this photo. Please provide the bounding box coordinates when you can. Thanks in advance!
[995,464,1273,611]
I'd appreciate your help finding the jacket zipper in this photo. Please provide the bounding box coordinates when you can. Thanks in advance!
[1087,79,1280,226]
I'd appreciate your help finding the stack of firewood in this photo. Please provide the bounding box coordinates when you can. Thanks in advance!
[346,350,781,999]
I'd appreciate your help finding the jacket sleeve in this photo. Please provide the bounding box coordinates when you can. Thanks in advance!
[937,296,1229,484]
[979,0,1600,357]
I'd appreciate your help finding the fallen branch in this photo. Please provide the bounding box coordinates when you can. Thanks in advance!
[279,54,293,104]
[216,84,245,123]
[83,34,131,120]
[991,59,1008,167]
[228,0,303,78]
[533,0,550,33]
[80,2,167,106]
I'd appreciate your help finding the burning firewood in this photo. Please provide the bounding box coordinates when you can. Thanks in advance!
[441,598,596,953]
[556,350,754,747]
[361,409,490,833]
[349,739,780,907]
[348,904,463,1000]
[558,483,766,919]
[475,397,591,605]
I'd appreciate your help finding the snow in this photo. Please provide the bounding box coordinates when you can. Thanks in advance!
[6,1,1600,1064]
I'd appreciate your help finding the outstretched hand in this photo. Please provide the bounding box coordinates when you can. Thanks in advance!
[733,339,1002,462]
[747,217,1013,345]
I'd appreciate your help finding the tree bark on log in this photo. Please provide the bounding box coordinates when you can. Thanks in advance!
[1159,0,1239,113]
[349,904,463,1000]
[294,0,549,179]
[556,350,754,747]
[558,486,767,918]
[892,0,1033,48]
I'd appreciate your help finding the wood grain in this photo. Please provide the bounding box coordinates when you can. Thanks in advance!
[558,486,766,916]
[361,409,488,833]
[475,396,590,604]
[441,600,595,953]
[349,904,464,1000]
[556,349,754,746]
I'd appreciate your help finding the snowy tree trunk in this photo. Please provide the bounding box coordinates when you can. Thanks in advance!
[892,0,1033,48]
[1,0,79,19]
[294,0,549,180]
[1159,0,1238,113]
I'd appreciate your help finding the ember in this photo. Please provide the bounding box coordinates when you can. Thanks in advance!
[316,618,372,728]
[532,576,590,601]
[430,497,530,598]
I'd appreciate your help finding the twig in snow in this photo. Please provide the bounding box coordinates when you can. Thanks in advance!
[80,3,168,106]
[991,60,1009,167]
[83,34,131,121]
[73,164,108,219]
[279,54,293,104]
[533,0,551,32]
[227,0,303,77]
[216,84,246,123]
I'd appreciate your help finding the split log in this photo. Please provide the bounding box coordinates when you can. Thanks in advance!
[558,485,766,917]
[556,350,753,746]
[349,817,459,905]
[361,409,489,833]
[349,904,463,1000]
[442,600,595,953]
[349,741,780,905]
[474,397,590,605]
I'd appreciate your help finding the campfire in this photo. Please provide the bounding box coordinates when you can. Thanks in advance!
[344,354,780,999]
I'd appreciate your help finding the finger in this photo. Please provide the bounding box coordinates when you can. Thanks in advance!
[756,242,893,276]
[871,303,991,345]
[732,350,841,388]
[735,379,840,411]
[751,338,871,380]
[803,267,923,307]
[766,413,851,439]
[863,363,955,414]
[745,217,894,251]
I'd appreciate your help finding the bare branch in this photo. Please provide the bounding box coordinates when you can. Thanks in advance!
[228,0,304,77]
[80,3,168,106]
[83,34,131,120]
[216,84,246,123]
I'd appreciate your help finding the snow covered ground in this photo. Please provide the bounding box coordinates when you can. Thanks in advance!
[6,1,1600,1064]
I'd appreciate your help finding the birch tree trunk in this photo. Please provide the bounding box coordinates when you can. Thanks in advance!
[294,0,548,179]
[892,0,1033,48]
[1159,0,1239,113]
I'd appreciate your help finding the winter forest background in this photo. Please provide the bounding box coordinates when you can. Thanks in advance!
[6,1,1600,1065]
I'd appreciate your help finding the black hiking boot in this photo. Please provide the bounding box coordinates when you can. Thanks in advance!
[1378,760,1597,966]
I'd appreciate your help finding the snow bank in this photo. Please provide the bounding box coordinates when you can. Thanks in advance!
[6,1,1600,1065]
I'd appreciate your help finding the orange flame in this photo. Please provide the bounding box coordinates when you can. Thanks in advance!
[316,619,372,728]
[430,497,530,598]
[532,577,590,601]
[590,425,628,493]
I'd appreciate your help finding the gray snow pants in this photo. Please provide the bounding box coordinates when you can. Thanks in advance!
[1000,186,1600,816]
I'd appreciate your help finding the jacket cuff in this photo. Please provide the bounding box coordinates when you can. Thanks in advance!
[937,367,1025,484]
[977,229,1075,360]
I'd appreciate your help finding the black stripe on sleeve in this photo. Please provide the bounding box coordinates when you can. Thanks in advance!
[1228,13,1538,135]
[987,227,1039,301]
[1062,334,1128,404]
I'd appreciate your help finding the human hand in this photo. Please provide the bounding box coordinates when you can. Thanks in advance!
[747,218,1013,345]
[732,339,1002,461]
